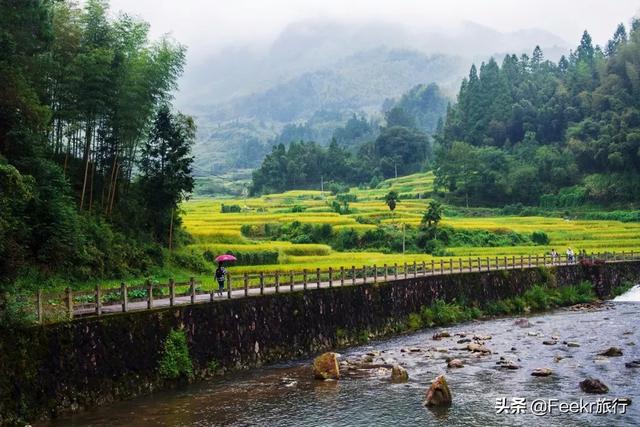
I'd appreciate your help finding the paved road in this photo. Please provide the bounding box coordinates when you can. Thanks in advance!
[74,260,588,317]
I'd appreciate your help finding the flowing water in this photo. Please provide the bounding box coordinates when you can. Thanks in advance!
[49,288,640,427]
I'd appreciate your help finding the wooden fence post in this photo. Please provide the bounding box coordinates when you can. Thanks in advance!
[37,289,43,324]
[404,262,408,279]
[477,257,481,272]
[316,268,321,288]
[328,268,333,288]
[468,257,473,272]
[303,269,308,290]
[96,284,102,315]
[384,264,388,281]
[528,254,532,267]
[147,280,153,309]
[363,265,367,284]
[244,273,249,296]
[373,265,378,283]
[394,263,398,280]
[340,267,345,286]
[209,277,215,302]
[227,274,232,299]
[66,287,74,319]
[121,282,128,312]
[275,271,280,293]
[449,258,454,273]
[351,266,356,285]
[421,261,426,276]
[290,271,295,291]
[413,261,417,278]
[260,272,265,295]
[189,277,195,304]
[458,258,462,272]
[439,259,444,274]
[169,279,175,306]
[485,257,490,271]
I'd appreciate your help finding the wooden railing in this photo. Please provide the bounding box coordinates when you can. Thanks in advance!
[30,251,639,323]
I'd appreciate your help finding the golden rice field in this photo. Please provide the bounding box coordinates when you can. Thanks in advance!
[181,171,640,276]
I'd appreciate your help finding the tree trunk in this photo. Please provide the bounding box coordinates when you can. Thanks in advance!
[79,121,93,210]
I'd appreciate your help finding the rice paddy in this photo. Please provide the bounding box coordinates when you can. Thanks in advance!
[181,171,640,275]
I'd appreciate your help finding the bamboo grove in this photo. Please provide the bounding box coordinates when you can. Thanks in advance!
[1,0,194,298]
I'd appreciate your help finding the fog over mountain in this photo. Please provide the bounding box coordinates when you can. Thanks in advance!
[181,19,570,111]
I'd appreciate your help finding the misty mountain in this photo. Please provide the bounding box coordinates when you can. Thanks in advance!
[188,19,570,175]
[181,19,569,109]
[203,48,465,123]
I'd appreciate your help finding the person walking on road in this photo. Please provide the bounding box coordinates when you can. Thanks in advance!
[566,247,575,264]
[215,264,227,296]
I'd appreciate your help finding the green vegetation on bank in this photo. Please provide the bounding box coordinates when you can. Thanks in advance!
[0,1,194,320]
[407,281,597,331]
[158,329,193,380]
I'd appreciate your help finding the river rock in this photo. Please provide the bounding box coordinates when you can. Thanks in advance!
[313,352,340,380]
[599,347,623,357]
[447,359,464,368]
[498,360,520,370]
[433,331,451,340]
[467,343,491,354]
[473,335,492,341]
[514,318,532,328]
[625,360,640,368]
[566,341,580,347]
[391,364,409,383]
[531,368,553,377]
[457,338,471,344]
[580,378,609,394]
[424,375,452,407]
[542,340,557,345]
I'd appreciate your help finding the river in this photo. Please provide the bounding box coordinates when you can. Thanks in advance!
[49,287,640,427]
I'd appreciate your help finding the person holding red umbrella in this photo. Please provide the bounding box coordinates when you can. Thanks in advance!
[214,254,237,296]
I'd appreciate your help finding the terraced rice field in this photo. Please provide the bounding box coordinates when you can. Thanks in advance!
[182,171,640,275]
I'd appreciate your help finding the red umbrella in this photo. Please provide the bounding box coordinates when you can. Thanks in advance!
[215,254,237,263]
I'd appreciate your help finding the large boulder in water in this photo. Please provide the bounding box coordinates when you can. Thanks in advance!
[313,352,340,380]
[599,347,623,357]
[391,364,409,383]
[580,378,609,394]
[424,375,452,407]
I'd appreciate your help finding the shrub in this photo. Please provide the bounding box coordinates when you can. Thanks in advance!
[523,285,551,311]
[229,250,279,266]
[171,251,211,273]
[220,204,242,213]
[158,329,193,380]
[530,231,550,245]
[407,313,423,330]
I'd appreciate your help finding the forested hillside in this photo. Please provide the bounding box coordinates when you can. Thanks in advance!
[0,0,193,306]
[248,85,448,195]
[435,22,640,207]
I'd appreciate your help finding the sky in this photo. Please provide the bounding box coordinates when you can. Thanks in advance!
[108,0,640,57]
